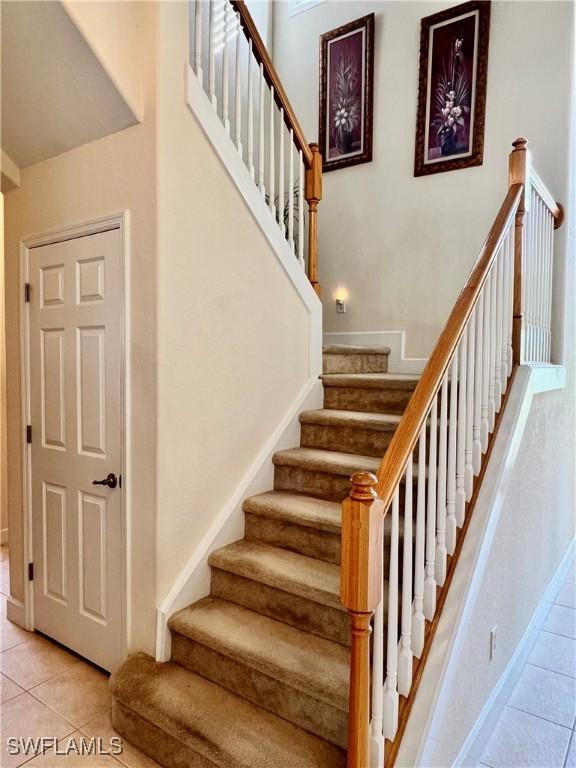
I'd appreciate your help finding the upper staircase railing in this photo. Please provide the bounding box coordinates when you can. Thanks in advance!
[190,0,322,293]
[340,138,564,768]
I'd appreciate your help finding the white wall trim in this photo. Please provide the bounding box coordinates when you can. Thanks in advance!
[397,363,568,767]
[155,375,323,662]
[323,330,427,375]
[17,212,131,665]
[185,64,322,379]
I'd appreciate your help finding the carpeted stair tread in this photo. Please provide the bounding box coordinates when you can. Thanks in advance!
[273,447,380,477]
[111,654,346,768]
[323,344,391,356]
[244,491,341,533]
[321,373,420,389]
[300,409,401,430]
[209,540,344,611]
[169,597,349,711]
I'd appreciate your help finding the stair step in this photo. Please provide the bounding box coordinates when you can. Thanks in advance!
[244,490,408,565]
[208,540,350,645]
[111,654,345,768]
[322,344,390,375]
[300,409,401,457]
[169,597,349,747]
[273,447,379,502]
[244,491,341,564]
[322,373,419,415]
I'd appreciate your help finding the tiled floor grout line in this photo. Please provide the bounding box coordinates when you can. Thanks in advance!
[563,730,575,768]
[506,703,575,731]
[527,660,576,681]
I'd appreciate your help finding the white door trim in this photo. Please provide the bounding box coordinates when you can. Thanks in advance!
[18,212,130,663]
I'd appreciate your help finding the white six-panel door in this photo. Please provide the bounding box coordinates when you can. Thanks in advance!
[28,228,123,672]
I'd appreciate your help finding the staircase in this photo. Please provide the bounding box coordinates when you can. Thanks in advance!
[111,346,418,767]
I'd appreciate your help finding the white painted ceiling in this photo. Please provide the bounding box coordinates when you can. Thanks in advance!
[1,1,138,169]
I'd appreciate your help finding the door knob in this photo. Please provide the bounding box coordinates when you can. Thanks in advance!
[92,473,118,489]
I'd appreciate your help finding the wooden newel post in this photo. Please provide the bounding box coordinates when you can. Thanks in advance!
[305,143,322,296]
[341,471,383,768]
[508,137,531,365]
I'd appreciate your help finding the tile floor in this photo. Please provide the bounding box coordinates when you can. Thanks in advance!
[477,556,576,768]
[0,545,160,768]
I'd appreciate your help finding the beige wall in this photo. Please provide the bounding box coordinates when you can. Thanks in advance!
[62,0,145,121]
[154,1,313,599]
[273,1,573,358]
[4,2,157,653]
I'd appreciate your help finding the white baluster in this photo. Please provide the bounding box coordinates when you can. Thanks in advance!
[456,333,467,527]
[288,134,295,253]
[222,4,230,134]
[258,64,265,196]
[481,274,490,451]
[545,209,554,361]
[538,199,546,361]
[268,88,276,217]
[278,111,285,236]
[383,489,400,741]
[465,311,475,501]
[446,353,458,555]
[532,198,539,361]
[527,188,536,360]
[234,13,242,158]
[488,265,497,431]
[435,375,448,586]
[298,151,304,267]
[370,576,385,766]
[247,41,254,179]
[507,227,514,374]
[411,427,426,658]
[194,1,203,86]
[473,289,483,474]
[494,248,503,408]
[501,230,510,393]
[208,1,217,109]
[398,457,414,695]
[534,197,544,362]
[424,398,437,620]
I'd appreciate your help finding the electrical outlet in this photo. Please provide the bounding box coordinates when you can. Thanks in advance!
[336,298,346,313]
[490,625,497,660]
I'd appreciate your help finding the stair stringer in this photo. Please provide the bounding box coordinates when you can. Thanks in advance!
[155,377,324,662]
[395,364,567,767]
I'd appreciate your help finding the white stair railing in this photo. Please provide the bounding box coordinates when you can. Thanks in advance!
[190,0,322,292]
[340,138,564,768]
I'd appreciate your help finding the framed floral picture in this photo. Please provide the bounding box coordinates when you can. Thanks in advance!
[414,1,490,176]
[319,14,374,172]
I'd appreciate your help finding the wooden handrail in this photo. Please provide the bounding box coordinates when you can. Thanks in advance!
[230,0,313,167]
[374,183,523,509]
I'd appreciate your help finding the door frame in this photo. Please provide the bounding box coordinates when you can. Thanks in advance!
[19,211,130,664]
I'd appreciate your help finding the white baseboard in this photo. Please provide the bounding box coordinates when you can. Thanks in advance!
[0,528,8,545]
[155,376,324,662]
[6,594,27,630]
[322,330,427,375]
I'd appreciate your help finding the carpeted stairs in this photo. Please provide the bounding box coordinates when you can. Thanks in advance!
[111,345,419,768]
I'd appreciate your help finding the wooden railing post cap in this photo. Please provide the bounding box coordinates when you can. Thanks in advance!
[349,471,378,502]
[512,137,528,151]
